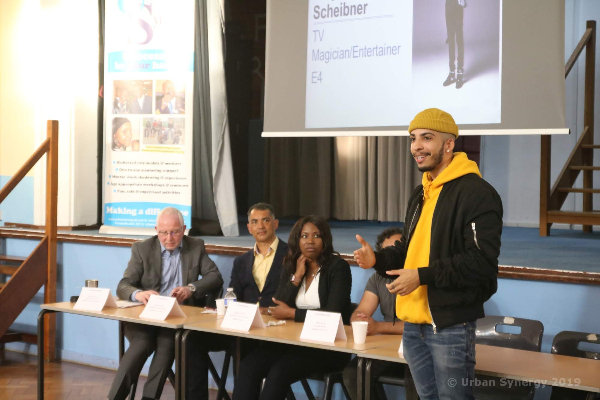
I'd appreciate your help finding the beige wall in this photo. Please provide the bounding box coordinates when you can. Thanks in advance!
[0,0,100,226]
[0,1,36,176]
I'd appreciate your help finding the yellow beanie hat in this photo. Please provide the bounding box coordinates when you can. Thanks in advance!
[408,108,459,137]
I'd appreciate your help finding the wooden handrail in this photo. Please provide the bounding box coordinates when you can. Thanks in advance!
[565,28,593,78]
[0,120,58,361]
[541,21,596,236]
[0,238,49,340]
[0,138,50,204]
[582,20,595,233]
[44,120,58,361]
[548,126,589,208]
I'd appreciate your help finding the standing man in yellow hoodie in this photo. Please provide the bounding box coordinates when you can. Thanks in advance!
[354,108,502,400]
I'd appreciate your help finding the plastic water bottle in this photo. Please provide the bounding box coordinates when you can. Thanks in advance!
[223,287,237,307]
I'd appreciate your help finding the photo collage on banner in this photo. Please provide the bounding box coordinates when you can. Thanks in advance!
[101,0,195,234]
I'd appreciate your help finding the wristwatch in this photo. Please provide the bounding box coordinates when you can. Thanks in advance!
[187,284,196,293]
[290,274,296,282]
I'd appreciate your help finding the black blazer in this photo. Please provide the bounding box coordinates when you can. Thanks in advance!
[274,255,352,324]
[229,240,288,307]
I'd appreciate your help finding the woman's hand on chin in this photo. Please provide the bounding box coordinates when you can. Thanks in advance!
[295,254,309,277]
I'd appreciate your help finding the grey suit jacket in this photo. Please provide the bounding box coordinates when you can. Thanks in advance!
[117,235,223,305]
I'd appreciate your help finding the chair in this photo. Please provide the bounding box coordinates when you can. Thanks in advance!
[299,372,351,400]
[550,331,600,400]
[123,287,232,400]
[374,365,419,400]
[474,315,544,400]
[260,378,298,400]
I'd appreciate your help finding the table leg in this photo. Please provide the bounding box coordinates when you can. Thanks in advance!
[365,359,372,400]
[175,329,182,400]
[37,309,56,400]
[234,337,241,377]
[357,357,364,400]
[118,321,125,360]
[181,330,192,400]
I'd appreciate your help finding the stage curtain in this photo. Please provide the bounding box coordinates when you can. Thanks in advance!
[333,137,420,222]
[264,136,418,221]
[264,137,333,218]
[192,0,239,236]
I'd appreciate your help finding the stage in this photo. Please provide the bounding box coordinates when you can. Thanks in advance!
[1,220,599,285]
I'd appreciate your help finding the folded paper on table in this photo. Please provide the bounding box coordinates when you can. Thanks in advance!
[220,302,266,331]
[74,288,118,312]
[139,295,186,321]
[300,310,347,343]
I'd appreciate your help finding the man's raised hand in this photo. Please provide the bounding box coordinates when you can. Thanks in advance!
[353,234,376,269]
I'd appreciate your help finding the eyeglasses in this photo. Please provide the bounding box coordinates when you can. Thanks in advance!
[157,229,182,237]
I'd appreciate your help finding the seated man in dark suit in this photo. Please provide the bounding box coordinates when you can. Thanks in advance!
[109,207,223,400]
[343,227,419,400]
[230,202,288,311]
[185,202,287,400]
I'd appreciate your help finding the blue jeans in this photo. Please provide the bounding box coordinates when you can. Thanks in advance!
[403,321,476,400]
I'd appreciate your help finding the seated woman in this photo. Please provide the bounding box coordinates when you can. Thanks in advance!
[232,215,352,400]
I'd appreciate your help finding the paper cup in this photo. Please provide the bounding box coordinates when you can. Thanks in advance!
[352,321,369,344]
[216,299,225,316]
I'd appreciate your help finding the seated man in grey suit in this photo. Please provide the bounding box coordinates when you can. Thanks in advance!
[343,227,419,400]
[108,207,223,400]
[186,202,287,400]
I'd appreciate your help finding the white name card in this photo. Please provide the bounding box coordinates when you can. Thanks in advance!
[139,295,186,321]
[74,288,118,311]
[300,310,347,343]
[220,301,266,332]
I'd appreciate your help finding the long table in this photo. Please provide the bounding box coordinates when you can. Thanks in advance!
[357,342,600,400]
[181,316,402,400]
[37,302,215,400]
[38,303,600,400]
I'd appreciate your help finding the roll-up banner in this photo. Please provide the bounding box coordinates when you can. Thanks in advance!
[100,0,195,235]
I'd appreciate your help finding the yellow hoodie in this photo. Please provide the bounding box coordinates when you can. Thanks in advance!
[396,152,481,323]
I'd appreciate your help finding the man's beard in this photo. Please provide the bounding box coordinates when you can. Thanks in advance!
[416,145,444,172]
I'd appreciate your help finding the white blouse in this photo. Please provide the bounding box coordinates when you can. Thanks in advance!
[295,273,321,310]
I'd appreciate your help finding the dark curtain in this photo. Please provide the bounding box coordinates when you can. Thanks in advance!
[192,0,219,222]
[264,137,333,218]
[264,136,419,221]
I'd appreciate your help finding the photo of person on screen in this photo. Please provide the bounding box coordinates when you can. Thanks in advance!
[443,0,466,88]
[411,0,500,123]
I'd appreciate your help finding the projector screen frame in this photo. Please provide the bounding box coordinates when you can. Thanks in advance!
[262,128,570,137]
[263,0,568,139]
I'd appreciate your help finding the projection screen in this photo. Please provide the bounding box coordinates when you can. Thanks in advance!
[263,0,567,137]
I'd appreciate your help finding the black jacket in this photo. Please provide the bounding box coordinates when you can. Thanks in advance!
[229,240,288,307]
[274,255,352,324]
[374,173,503,330]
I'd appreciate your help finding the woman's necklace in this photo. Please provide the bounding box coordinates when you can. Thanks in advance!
[309,265,321,278]
[302,265,322,291]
